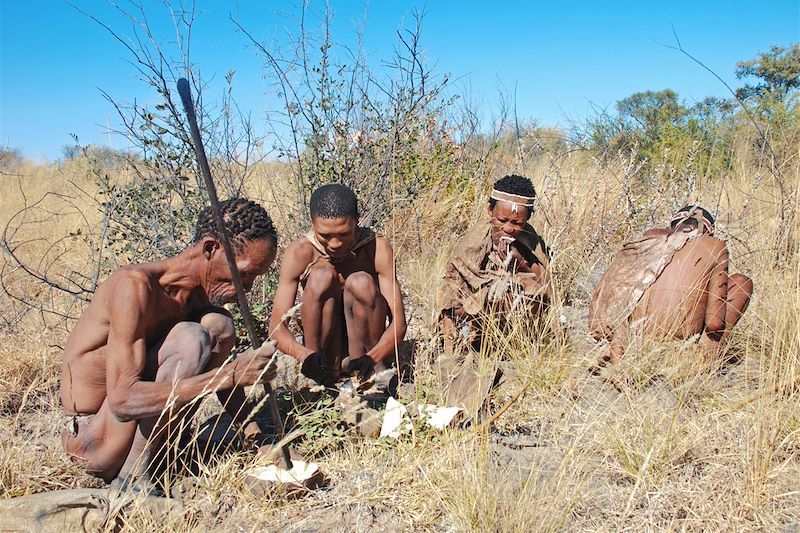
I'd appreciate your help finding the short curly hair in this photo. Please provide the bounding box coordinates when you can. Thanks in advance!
[309,183,359,220]
[488,174,537,219]
[193,198,277,252]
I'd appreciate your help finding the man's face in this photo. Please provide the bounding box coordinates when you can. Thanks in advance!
[311,216,357,260]
[488,201,529,246]
[206,238,276,304]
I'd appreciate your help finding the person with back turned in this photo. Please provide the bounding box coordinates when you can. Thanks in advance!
[589,205,753,365]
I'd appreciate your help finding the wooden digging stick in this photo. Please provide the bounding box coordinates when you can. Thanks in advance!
[176,78,293,470]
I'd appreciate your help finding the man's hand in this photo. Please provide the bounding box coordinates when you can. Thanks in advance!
[451,305,468,320]
[506,246,531,273]
[495,239,527,270]
[494,237,511,260]
[242,420,265,450]
[231,340,278,386]
[343,355,375,381]
[300,352,327,384]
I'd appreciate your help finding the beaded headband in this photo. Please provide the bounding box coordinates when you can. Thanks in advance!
[490,189,535,213]
[670,207,714,234]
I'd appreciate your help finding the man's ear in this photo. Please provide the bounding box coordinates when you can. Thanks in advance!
[524,207,533,222]
[202,237,219,260]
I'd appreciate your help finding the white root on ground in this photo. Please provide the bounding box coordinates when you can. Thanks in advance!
[247,461,320,484]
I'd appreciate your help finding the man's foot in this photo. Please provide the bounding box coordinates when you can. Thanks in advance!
[109,474,165,498]
[241,420,272,451]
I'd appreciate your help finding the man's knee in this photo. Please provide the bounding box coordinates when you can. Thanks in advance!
[729,273,754,300]
[200,312,236,352]
[588,307,611,342]
[305,265,339,297]
[159,322,213,377]
[344,271,378,301]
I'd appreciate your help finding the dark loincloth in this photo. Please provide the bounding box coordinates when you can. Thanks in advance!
[65,413,95,437]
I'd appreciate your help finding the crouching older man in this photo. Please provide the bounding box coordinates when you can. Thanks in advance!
[589,205,753,365]
[60,198,279,487]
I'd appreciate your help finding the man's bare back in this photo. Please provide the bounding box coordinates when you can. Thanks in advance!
[590,206,753,364]
[630,231,727,339]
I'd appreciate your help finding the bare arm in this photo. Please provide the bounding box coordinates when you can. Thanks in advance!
[704,240,729,337]
[644,227,671,237]
[268,240,313,361]
[530,260,552,302]
[105,274,272,422]
[368,237,407,363]
[510,246,552,302]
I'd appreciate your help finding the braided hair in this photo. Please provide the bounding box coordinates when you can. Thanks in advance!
[193,198,277,252]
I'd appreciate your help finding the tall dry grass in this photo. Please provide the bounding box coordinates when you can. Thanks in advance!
[0,134,798,531]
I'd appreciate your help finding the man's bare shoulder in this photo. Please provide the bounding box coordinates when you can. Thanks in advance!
[372,235,399,276]
[94,267,156,304]
[76,268,156,331]
[280,237,318,275]
[374,235,394,255]
[698,234,728,256]
[285,237,316,259]
[103,265,154,287]
[700,233,725,246]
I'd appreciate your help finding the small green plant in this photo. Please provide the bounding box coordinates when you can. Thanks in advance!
[290,393,348,457]
[229,269,280,346]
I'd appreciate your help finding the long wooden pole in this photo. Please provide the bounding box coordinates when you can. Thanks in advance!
[176,78,292,470]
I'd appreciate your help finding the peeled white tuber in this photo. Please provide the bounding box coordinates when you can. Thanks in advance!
[247,460,320,484]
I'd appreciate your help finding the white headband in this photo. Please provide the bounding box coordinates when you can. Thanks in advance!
[490,189,535,213]
[670,207,714,234]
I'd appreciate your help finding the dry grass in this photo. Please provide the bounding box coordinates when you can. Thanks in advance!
[0,142,798,531]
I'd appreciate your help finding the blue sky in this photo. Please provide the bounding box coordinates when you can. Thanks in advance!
[1,1,798,161]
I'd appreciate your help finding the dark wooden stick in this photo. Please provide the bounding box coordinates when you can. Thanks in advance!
[176,77,292,470]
